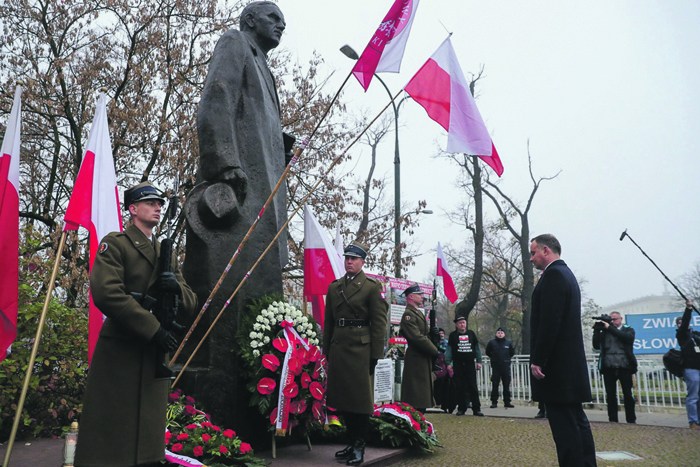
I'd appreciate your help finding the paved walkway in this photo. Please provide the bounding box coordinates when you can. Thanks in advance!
[0,404,690,466]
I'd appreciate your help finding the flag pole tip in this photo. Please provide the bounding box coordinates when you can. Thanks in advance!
[100,87,108,93]
[16,80,24,86]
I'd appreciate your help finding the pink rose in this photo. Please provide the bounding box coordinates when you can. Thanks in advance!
[193,446,204,457]
[171,443,183,453]
[219,445,229,454]
[240,442,252,454]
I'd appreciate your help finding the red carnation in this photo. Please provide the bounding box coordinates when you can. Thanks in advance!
[257,377,276,395]
[185,424,197,430]
[240,442,252,454]
[223,429,235,438]
[185,405,196,415]
[301,372,311,388]
[262,354,280,371]
[211,425,221,432]
[273,338,288,352]
[309,381,324,400]
[171,443,183,453]
[185,396,196,406]
[177,433,189,440]
[193,446,204,457]
[283,381,299,398]
[168,393,179,403]
[202,434,211,443]
[219,445,229,454]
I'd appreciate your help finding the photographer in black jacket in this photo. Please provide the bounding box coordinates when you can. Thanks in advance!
[676,299,700,429]
[592,311,637,424]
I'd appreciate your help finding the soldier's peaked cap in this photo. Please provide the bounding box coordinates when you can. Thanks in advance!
[344,241,369,260]
[124,181,165,208]
[401,283,424,296]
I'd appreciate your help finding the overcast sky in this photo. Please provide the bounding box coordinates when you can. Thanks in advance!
[275,0,700,308]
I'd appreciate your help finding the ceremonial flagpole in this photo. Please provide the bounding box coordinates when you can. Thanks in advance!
[169,71,354,366]
[3,232,67,467]
[172,90,404,387]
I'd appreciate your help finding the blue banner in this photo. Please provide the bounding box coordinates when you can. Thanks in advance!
[625,311,700,354]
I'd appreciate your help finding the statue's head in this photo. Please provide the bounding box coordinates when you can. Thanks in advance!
[240,1,285,54]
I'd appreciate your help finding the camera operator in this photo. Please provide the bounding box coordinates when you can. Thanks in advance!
[676,299,700,429]
[592,311,637,424]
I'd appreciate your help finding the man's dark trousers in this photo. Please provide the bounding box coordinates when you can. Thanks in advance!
[453,361,480,412]
[546,402,597,467]
[602,368,636,423]
[491,365,511,404]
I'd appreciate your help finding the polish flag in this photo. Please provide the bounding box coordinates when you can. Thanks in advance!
[303,206,344,325]
[437,242,458,304]
[64,92,123,362]
[0,85,22,361]
[352,0,420,91]
[404,37,504,177]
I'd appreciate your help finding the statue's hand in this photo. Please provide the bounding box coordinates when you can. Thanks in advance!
[220,168,248,203]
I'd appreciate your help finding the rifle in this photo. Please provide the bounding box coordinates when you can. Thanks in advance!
[429,279,442,371]
[153,180,181,380]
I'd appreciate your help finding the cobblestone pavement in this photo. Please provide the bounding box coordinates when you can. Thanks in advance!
[392,406,700,467]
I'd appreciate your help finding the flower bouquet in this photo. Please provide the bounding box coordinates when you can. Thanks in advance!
[165,389,267,466]
[369,402,440,453]
[236,297,329,437]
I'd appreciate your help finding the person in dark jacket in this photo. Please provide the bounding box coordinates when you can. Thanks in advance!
[399,284,438,412]
[676,299,700,429]
[446,316,483,416]
[75,182,198,467]
[486,327,515,408]
[592,311,637,423]
[530,234,596,467]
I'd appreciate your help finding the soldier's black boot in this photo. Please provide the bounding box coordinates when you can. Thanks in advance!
[346,438,366,466]
[335,443,354,459]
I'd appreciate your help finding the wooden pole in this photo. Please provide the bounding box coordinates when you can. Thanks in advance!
[169,71,354,366]
[172,90,402,387]
[3,231,67,467]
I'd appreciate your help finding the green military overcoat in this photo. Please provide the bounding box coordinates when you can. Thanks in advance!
[323,271,388,414]
[75,224,197,467]
[399,304,438,409]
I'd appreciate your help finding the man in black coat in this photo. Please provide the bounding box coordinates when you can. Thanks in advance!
[486,327,515,408]
[446,316,484,416]
[529,234,597,467]
[593,311,637,423]
[676,299,700,429]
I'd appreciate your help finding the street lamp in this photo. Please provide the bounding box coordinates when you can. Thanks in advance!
[340,44,409,278]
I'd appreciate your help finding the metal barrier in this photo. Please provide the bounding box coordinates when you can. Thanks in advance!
[478,355,687,409]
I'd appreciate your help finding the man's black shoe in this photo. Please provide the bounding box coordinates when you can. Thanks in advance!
[473,411,484,416]
[534,411,546,419]
[490,403,497,408]
[504,403,515,408]
[456,411,466,416]
[335,444,353,459]
[346,439,365,466]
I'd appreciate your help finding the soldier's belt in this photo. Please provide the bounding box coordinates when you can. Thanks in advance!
[337,318,370,327]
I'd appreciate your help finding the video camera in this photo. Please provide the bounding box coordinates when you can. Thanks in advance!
[591,314,612,331]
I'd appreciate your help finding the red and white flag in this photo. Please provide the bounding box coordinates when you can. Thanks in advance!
[303,206,344,325]
[437,242,458,304]
[0,85,22,361]
[352,0,420,91]
[404,37,504,177]
[64,92,122,362]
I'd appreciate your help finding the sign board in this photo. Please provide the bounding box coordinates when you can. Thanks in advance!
[386,277,433,324]
[625,311,700,354]
[373,358,394,403]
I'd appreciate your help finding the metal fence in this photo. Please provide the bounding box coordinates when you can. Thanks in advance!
[478,355,687,410]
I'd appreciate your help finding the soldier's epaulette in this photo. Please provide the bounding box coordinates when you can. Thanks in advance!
[331,278,341,284]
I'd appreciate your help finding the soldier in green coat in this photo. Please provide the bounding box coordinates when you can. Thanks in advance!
[323,241,388,466]
[75,182,197,467]
[399,284,438,412]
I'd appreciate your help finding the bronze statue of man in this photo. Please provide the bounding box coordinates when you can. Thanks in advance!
[181,1,292,434]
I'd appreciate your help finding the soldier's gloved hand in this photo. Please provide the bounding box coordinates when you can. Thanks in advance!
[153,327,178,352]
[369,358,378,376]
[430,326,440,340]
[156,272,181,296]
